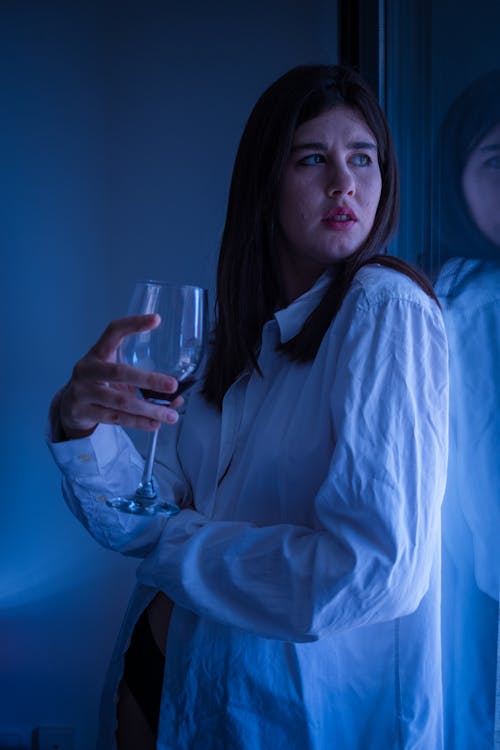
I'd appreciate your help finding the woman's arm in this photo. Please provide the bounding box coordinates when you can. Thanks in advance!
[136,292,449,641]
[47,314,188,556]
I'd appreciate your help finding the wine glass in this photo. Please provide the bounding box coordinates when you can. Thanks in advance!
[106,281,208,516]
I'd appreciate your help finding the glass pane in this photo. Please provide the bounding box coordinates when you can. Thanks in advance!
[386,2,500,748]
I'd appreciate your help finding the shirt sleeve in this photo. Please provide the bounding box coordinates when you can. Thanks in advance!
[46,392,190,557]
[446,297,500,600]
[136,291,449,641]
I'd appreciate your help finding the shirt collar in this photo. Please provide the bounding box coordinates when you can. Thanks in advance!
[274,270,335,344]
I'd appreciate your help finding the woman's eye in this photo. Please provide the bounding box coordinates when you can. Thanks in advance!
[299,153,325,166]
[484,155,500,169]
[351,153,372,167]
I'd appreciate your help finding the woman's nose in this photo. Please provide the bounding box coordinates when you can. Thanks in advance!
[326,166,355,197]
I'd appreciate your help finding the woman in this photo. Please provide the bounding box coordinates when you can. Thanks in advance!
[48,65,449,749]
[434,69,500,267]
[433,70,500,750]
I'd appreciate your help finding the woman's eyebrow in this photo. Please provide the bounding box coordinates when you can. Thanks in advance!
[291,140,377,152]
[291,141,327,152]
[348,141,377,150]
[479,143,500,152]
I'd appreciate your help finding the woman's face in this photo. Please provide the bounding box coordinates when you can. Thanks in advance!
[277,105,382,302]
[462,120,500,248]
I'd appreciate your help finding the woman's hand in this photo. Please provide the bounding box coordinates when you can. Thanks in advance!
[59,314,183,440]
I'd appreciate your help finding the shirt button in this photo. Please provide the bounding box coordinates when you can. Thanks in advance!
[78,453,92,462]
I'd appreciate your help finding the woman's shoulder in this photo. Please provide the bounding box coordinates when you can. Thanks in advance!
[434,257,500,307]
[347,263,439,315]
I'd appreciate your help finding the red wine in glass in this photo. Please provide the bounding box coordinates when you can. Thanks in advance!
[139,375,197,403]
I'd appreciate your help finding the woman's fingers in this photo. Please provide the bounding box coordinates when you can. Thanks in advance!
[59,315,187,438]
[73,358,178,396]
[88,383,181,423]
[90,314,161,361]
[61,379,184,436]
[74,404,172,432]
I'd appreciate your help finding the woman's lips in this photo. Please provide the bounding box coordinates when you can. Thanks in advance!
[321,209,358,231]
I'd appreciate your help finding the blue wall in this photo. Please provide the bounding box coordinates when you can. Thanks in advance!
[0,1,336,746]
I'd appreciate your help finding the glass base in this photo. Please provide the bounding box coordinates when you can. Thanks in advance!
[106,495,180,516]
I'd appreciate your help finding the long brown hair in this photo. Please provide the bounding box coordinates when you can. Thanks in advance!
[203,65,437,408]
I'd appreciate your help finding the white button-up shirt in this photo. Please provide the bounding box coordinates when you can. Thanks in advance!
[48,265,449,749]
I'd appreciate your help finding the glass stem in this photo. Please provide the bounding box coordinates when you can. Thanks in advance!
[137,429,159,499]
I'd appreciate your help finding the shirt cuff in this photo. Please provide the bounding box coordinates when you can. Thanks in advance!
[46,417,134,478]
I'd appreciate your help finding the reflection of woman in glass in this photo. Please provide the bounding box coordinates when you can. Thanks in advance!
[434,70,500,750]
[435,69,500,265]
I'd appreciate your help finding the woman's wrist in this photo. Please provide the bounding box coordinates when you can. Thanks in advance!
[49,385,97,443]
